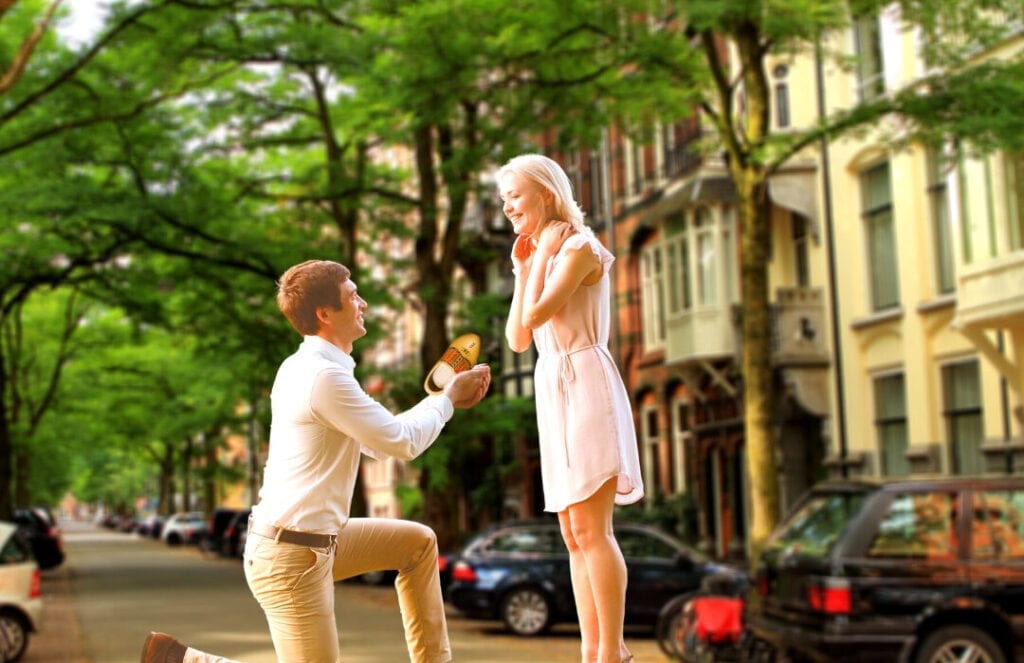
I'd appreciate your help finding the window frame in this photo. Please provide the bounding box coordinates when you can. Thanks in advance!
[861,161,900,311]
[873,371,910,477]
[853,12,885,101]
[942,359,984,475]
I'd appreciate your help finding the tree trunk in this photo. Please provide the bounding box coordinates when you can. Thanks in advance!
[0,351,11,519]
[736,170,779,563]
[413,125,452,374]
[13,446,29,507]
[159,447,174,514]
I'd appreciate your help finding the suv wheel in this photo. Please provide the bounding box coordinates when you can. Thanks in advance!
[500,587,552,636]
[915,625,1005,663]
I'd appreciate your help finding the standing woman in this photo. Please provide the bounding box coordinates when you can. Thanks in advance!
[499,153,644,663]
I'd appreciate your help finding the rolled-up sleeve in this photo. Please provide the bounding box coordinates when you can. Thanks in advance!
[308,367,454,460]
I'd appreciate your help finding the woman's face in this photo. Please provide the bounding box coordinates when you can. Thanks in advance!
[499,171,550,238]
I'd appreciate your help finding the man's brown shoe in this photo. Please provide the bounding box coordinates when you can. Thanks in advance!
[140,632,187,663]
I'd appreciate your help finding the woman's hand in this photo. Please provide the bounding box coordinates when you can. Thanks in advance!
[511,234,536,275]
[536,221,573,259]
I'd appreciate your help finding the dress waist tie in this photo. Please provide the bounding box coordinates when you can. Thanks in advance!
[552,344,611,468]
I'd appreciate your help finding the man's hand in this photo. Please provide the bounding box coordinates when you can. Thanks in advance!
[445,363,491,409]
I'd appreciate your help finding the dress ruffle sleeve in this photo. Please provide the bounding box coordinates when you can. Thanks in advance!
[562,233,614,274]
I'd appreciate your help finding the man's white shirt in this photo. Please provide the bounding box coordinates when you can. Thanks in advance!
[252,335,454,534]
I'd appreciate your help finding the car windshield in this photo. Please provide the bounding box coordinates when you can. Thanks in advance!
[765,491,869,557]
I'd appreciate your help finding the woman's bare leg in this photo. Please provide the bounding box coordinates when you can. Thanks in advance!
[559,510,598,662]
[561,478,631,663]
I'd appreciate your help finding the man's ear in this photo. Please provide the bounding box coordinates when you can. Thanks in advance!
[315,306,332,325]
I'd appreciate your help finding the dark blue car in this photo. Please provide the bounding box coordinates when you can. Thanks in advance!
[446,518,743,636]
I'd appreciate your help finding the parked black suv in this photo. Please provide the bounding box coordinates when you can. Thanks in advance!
[747,476,1024,663]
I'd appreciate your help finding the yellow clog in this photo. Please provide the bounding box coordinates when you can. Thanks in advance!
[424,333,482,394]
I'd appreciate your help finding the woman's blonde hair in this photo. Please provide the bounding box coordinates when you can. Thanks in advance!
[497,153,594,238]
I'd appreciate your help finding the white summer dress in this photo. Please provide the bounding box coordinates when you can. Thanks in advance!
[532,233,644,513]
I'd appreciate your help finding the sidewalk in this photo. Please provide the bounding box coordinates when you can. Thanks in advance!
[25,563,89,663]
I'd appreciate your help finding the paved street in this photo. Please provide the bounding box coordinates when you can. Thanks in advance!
[24,519,668,662]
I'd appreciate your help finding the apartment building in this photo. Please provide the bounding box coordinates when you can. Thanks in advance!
[826,8,1024,480]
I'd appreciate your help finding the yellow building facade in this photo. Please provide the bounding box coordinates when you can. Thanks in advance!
[816,9,1024,478]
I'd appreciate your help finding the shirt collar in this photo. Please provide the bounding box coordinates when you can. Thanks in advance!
[301,335,356,371]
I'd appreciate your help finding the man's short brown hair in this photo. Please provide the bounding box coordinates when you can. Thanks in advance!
[276,260,351,336]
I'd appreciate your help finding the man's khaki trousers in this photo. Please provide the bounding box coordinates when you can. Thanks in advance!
[240,517,452,663]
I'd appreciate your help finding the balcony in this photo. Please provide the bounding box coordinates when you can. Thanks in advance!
[771,287,830,368]
[665,303,737,363]
[954,251,1024,330]
[664,288,829,368]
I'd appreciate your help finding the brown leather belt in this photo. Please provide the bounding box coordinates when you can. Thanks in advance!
[249,518,336,548]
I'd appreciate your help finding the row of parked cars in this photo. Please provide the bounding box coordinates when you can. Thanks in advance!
[0,507,63,663]
[109,507,252,557]
[443,478,1024,663]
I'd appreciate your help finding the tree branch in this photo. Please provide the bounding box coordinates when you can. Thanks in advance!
[0,0,62,96]
[0,1,159,126]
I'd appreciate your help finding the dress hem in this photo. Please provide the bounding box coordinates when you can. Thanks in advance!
[542,472,644,513]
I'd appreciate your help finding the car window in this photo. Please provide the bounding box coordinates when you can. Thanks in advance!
[616,529,677,560]
[867,491,958,560]
[0,532,32,565]
[971,490,1024,560]
[486,528,563,554]
[766,492,867,557]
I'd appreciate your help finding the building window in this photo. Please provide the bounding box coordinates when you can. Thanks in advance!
[1005,152,1024,251]
[629,136,645,196]
[565,150,584,211]
[695,207,717,306]
[943,360,983,475]
[853,13,885,101]
[640,242,667,351]
[874,373,909,476]
[927,148,956,294]
[501,342,535,398]
[773,64,790,129]
[589,135,611,224]
[664,213,691,315]
[670,396,691,493]
[861,162,899,311]
[792,211,810,287]
[722,207,737,302]
[642,403,661,499]
[660,123,675,180]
